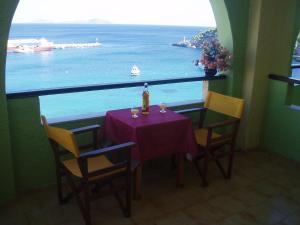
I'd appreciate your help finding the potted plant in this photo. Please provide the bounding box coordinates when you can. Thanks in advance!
[199,39,232,76]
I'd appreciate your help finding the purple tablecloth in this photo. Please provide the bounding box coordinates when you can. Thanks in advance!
[103,105,197,162]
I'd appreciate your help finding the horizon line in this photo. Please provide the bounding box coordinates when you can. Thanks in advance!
[11,22,216,28]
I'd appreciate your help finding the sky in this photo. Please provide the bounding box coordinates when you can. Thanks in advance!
[12,0,216,27]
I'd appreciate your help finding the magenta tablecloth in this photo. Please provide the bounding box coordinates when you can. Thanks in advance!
[103,105,197,162]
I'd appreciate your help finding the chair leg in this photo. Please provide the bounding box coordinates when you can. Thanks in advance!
[202,151,209,187]
[109,179,132,217]
[193,159,202,176]
[110,181,127,216]
[65,174,91,225]
[84,183,91,225]
[227,144,235,179]
[170,154,177,170]
[193,153,208,187]
[210,151,227,178]
[56,167,74,205]
[56,169,64,205]
[134,164,142,200]
[176,153,184,187]
[126,170,132,217]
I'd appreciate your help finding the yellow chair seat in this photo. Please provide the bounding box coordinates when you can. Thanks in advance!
[63,155,126,180]
[194,128,221,147]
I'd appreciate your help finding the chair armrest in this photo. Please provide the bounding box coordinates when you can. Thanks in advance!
[71,124,101,135]
[79,142,135,159]
[175,107,206,114]
[206,118,240,130]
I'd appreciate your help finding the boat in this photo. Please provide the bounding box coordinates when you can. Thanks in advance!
[131,65,140,76]
[172,36,196,48]
[13,45,34,53]
[33,38,54,52]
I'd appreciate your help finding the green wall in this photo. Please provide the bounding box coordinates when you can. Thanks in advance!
[224,0,249,97]
[8,98,55,191]
[7,97,104,191]
[237,0,300,150]
[263,82,300,161]
[0,0,18,204]
[210,0,249,97]
[261,0,300,161]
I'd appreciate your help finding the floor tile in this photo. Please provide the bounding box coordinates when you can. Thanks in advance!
[1,150,300,225]
[219,212,259,225]
[280,213,300,225]
[184,203,227,224]
[208,195,248,214]
[245,202,287,225]
[231,188,268,207]
[155,211,198,225]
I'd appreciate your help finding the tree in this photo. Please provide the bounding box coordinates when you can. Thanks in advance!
[191,28,217,48]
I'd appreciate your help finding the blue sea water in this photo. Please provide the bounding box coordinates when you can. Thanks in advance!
[6,24,207,119]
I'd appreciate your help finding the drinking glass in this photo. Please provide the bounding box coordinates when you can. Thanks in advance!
[131,108,139,118]
[159,103,167,113]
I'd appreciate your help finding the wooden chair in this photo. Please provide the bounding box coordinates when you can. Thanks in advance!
[41,116,135,225]
[176,91,245,186]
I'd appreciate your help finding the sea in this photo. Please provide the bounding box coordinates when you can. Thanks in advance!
[6,24,208,119]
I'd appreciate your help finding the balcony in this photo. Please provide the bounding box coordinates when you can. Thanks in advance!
[2,0,300,225]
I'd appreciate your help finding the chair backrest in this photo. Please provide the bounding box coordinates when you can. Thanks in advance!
[41,115,80,157]
[204,91,245,119]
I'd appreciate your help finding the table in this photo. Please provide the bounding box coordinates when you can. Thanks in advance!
[103,105,197,197]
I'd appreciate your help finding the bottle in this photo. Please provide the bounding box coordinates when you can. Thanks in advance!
[142,83,150,115]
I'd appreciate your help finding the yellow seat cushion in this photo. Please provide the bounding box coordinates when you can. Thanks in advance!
[194,128,221,147]
[63,155,126,180]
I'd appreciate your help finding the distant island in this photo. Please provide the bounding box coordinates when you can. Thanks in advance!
[172,28,217,49]
[13,18,112,24]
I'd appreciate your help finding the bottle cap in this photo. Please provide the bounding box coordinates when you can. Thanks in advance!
[144,83,148,87]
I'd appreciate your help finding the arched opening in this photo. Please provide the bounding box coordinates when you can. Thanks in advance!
[3,0,233,119]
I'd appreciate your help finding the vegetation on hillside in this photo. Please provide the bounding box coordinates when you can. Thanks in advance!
[191,28,217,48]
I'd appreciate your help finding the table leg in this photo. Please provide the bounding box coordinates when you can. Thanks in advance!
[134,164,142,200]
[176,153,184,187]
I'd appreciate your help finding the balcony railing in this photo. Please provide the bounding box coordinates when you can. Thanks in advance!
[6,75,226,99]
[268,64,300,84]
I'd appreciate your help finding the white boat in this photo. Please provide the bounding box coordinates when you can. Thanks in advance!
[13,45,34,53]
[131,65,140,76]
[34,38,54,51]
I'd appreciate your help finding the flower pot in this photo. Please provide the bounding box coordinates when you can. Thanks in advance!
[204,67,217,77]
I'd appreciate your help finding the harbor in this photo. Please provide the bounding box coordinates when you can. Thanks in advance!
[7,38,101,53]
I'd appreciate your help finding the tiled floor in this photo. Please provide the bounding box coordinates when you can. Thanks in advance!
[1,150,300,225]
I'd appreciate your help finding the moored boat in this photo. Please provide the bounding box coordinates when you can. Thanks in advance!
[13,45,34,53]
[131,65,140,76]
